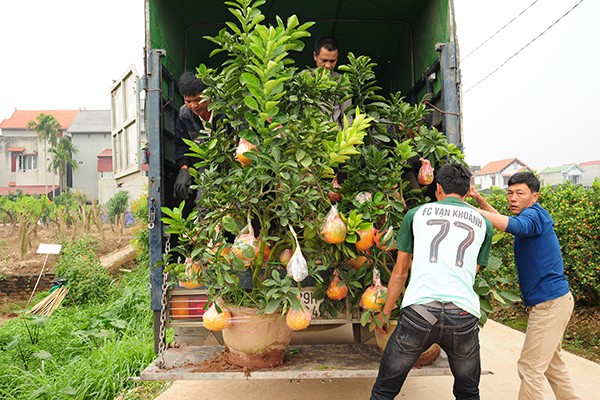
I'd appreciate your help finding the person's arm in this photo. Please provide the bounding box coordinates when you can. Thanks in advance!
[174,114,192,168]
[375,250,411,333]
[469,186,510,232]
[469,186,500,213]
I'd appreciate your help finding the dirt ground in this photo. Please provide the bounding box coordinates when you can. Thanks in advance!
[0,223,134,276]
[0,223,134,324]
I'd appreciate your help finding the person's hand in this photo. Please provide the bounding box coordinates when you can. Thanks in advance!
[174,167,192,199]
[469,185,483,201]
[374,312,389,334]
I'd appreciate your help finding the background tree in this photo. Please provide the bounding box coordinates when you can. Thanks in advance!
[27,113,60,196]
[48,137,78,192]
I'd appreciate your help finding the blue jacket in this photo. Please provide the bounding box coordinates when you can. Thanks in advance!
[505,203,570,306]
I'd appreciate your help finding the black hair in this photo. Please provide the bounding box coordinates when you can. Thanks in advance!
[314,36,340,54]
[435,163,471,197]
[178,71,207,97]
[508,171,540,192]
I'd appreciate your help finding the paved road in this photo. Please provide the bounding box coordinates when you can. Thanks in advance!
[155,320,600,399]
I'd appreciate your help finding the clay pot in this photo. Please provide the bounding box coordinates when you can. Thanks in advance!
[374,319,441,368]
[222,305,292,368]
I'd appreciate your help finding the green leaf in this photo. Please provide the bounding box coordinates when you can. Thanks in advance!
[264,298,282,314]
[479,298,493,314]
[244,96,259,110]
[222,215,238,234]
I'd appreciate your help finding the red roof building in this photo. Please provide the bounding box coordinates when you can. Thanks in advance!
[473,157,532,189]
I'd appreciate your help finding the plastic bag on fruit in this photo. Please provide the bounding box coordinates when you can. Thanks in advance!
[286,300,312,331]
[326,269,348,300]
[231,220,258,265]
[319,204,347,244]
[360,268,388,312]
[417,157,434,185]
[287,225,308,282]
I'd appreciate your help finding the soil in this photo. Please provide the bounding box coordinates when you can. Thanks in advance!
[0,223,133,276]
[491,303,600,364]
[0,223,134,324]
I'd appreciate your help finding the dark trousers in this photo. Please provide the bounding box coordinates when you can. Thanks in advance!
[370,304,481,400]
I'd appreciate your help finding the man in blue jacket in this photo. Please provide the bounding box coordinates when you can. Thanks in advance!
[470,172,580,400]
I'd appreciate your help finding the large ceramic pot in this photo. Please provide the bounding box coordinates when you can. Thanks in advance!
[222,305,292,368]
[375,320,441,368]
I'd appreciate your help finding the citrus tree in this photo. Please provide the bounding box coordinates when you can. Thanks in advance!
[161,0,468,319]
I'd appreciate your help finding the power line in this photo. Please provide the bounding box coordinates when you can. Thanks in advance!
[461,0,540,61]
[464,0,586,94]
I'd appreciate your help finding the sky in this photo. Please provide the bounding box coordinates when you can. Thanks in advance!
[453,0,600,170]
[1,0,598,172]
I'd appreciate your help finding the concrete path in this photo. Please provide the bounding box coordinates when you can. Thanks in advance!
[154,320,599,399]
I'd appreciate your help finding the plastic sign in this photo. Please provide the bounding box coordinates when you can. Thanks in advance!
[36,244,62,255]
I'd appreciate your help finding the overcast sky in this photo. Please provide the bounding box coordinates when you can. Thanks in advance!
[1,0,597,171]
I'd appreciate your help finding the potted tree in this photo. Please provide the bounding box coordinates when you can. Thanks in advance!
[160,0,467,368]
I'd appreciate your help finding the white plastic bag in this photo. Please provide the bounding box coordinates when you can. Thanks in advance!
[287,226,308,282]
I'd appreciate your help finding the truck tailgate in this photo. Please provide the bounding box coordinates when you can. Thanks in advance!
[139,344,478,381]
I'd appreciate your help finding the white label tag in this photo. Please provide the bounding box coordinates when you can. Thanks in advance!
[300,289,323,318]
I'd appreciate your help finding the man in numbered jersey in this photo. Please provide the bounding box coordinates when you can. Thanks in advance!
[371,163,493,400]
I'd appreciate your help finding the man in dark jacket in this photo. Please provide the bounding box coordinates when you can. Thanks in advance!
[173,71,213,200]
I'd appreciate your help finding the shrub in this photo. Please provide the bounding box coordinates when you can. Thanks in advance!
[106,191,129,223]
[538,181,600,306]
[130,192,150,267]
[54,236,113,305]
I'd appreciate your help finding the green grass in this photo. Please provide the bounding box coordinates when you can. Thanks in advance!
[0,265,156,400]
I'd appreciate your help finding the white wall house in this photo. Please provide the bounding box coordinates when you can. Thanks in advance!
[578,160,600,186]
[473,158,532,190]
[0,110,78,197]
[539,164,584,186]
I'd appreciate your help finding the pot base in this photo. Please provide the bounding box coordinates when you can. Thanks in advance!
[222,305,292,369]
[227,346,287,369]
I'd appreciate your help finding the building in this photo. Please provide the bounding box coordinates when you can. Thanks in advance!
[539,164,584,186]
[473,157,532,189]
[0,110,79,197]
[67,110,112,201]
[578,160,600,186]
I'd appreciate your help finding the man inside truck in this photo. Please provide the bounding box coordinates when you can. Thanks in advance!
[313,35,352,131]
[173,71,212,202]
[370,163,493,400]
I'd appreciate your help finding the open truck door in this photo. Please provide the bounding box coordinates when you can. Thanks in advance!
[142,0,467,380]
[110,65,147,201]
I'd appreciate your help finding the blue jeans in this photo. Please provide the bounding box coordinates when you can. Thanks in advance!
[370,304,481,400]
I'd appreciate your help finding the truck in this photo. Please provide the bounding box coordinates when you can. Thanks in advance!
[112,0,465,380]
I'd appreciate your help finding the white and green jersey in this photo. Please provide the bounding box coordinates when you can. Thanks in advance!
[397,197,493,318]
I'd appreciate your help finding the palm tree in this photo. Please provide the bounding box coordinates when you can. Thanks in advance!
[48,137,78,193]
[27,113,60,196]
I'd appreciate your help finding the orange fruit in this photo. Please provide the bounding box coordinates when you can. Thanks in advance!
[279,248,294,266]
[348,255,369,269]
[178,280,203,289]
[326,279,348,301]
[236,138,257,167]
[355,228,375,252]
[203,303,232,331]
[374,228,396,251]
[286,307,312,331]
[320,217,347,244]
[360,286,387,311]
